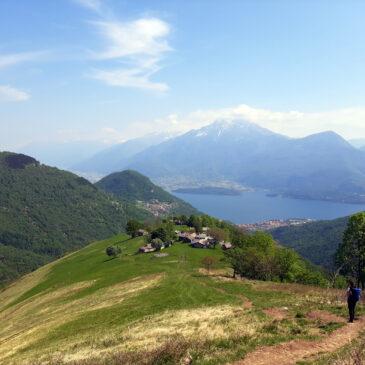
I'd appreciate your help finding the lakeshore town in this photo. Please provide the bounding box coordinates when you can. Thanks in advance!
[238,218,314,232]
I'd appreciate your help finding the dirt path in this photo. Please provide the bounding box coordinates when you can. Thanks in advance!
[233,316,365,365]
[306,310,346,324]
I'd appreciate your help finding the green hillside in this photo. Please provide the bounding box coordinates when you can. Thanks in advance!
[0,152,150,285]
[0,231,360,365]
[271,216,349,269]
[96,170,198,216]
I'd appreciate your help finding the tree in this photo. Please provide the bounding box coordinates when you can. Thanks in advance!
[201,256,217,272]
[180,215,188,225]
[336,212,365,288]
[223,230,328,285]
[273,247,298,282]
[151,222,176,242]
[209,227,228,243]
[126,220,144,238]
[106,246,121,258]
[224,232,277,281]
[188,215,203,233]
[151,238,163,251]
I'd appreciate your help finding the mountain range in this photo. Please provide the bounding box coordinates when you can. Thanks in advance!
[72,120,365,203]
[71,133,175,176]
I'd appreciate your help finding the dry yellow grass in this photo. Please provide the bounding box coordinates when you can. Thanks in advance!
[121,304,259,348]
[0,250,80,312]
[49,304,262,364]
[0,274,163,365]
[0,263,53,312]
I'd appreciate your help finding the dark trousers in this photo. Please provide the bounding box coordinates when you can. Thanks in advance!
[348,299,357,322]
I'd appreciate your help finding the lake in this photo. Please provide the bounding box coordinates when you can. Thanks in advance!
[173,190,365,224]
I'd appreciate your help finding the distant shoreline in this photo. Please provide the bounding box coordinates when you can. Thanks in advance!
[172,186,242,196]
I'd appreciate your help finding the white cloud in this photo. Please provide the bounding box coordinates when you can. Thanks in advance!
[0,51,48,102]
[122,104,365,140]
[89,17,171,92]
[90,66,169,92]
[0,85,30,102]
[0,51,46,70]
[92,18,171,59]
[76,0,172,93]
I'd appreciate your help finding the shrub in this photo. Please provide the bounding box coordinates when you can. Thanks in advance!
[105,246,121,258]
[201,256,217,272]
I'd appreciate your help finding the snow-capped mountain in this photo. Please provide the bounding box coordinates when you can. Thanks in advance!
[124,119,365,202]
[69,119,365,202]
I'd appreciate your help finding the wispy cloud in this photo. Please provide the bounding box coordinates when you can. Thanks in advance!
[0,51,48,101]
[0,85,30,102]
[0,51,46,70]
[72,0,102,12]
[92,18,171,60]
[73,0,171,92]
[90,64,169,92]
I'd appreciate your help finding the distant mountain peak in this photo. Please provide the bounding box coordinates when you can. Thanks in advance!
[189,118,283,140]
[301,130,354,148]
[209,118,265,129]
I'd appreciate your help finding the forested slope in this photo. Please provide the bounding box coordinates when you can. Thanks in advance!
[0,152,150,284]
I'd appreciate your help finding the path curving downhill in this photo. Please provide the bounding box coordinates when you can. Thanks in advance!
[233,316,365,365]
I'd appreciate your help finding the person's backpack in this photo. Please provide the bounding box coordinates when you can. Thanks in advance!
[353,288,361,302]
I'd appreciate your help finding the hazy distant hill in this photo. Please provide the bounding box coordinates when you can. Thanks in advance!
[125,120,365,203]
[271,216,349,269]
[349,138,365,149]
[18,140,107,169]
[72,133,174,175]
[0,152,150,284]
[96,170,198,217]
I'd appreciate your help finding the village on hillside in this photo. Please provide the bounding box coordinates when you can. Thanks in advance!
[137,218,233,254]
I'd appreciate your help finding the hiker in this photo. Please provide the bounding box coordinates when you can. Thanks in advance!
[347,280,361,323]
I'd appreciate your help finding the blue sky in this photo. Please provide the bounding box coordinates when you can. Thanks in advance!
[1,0,365,149]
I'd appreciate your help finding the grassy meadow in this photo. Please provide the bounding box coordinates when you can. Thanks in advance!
[0,233,362,365]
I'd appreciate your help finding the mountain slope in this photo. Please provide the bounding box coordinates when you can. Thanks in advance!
[127,120,287,181]
[0,232,354,365]
[0,152,150,284]
[96,170,198,216]
[72,133,174,175]
[271,216,349,269]
[126,120,365,203]
[349,138,365,149]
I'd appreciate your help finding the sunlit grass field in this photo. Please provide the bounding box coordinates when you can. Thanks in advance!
[0,233,361,365]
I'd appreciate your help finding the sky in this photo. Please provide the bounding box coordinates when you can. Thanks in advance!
[1,0,365,150]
